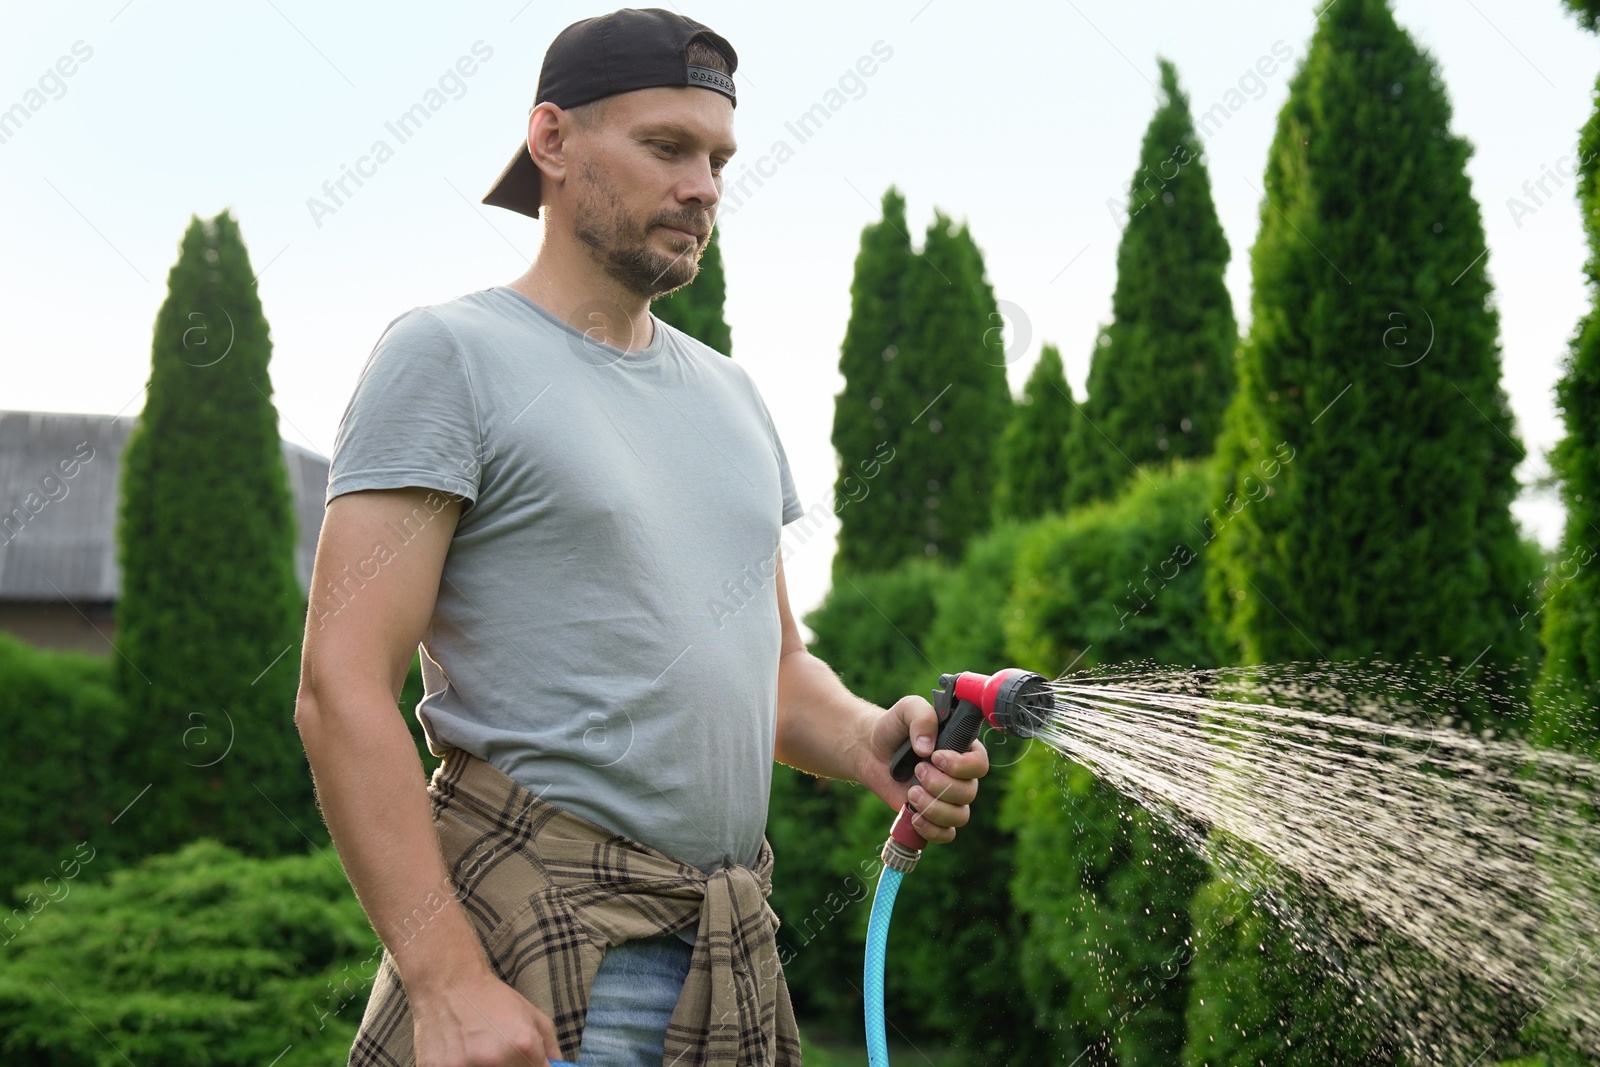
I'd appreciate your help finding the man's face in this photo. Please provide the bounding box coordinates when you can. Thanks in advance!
[565,86,736,299]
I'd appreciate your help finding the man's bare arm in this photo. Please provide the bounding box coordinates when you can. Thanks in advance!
[770,556,987,845]
[295,487,562,1066]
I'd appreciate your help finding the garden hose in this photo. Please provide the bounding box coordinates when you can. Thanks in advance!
[867,670,1054,1066]
[865,859,909,1067]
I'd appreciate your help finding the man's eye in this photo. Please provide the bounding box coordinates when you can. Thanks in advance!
[651,141,677,156]
[711,158,728,173]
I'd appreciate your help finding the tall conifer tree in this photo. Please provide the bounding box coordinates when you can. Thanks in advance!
[1204,0,1537,680]
[652,226,733,355]
[1533,2,1600,754]
[1189,3,1540,1061]
[116,211,309,857]
[894,212,1013,561]
[995,344,1076,522]
[831,189,916,577]
[830,193,1010,572]
[1066,58,1237,509]
[1523,8,1600,1060]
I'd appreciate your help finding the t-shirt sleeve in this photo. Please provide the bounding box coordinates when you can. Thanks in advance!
[325,307,484,512]
[749,383,804,526]
[774,429,804,526]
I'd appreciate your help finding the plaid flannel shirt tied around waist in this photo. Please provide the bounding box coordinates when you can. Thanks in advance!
[348,746,802,1067]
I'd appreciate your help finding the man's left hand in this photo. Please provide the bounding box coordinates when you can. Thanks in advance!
[858,694,990,845]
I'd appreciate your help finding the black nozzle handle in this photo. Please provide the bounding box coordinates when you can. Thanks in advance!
[889,699,984,782]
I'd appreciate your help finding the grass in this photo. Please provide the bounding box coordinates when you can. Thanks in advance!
[798,1022,961,1066]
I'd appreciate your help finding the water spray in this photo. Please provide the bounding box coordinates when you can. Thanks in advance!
[867,668,1055,1066]
[549,656,1600,1063]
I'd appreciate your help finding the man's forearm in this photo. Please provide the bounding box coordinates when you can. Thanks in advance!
[295,682,490,995]
[773,646,882,784]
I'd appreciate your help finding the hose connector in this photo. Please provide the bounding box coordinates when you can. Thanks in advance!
[881,836,921,873]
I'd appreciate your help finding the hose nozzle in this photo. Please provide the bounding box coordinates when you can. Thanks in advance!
[986,669,1054,739]
[883,668,1056,856]
[888,669,1055,783]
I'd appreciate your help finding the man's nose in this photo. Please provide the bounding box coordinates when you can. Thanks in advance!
[679,157,721,209]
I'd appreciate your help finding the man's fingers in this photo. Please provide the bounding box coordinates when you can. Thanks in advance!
[913,761,979,807]
[535,1014,562,1065]
[905,736,992,844]
[898,695,938,757]
[909,808,959,843]
[930,738,989,780]
[908,790,971,835]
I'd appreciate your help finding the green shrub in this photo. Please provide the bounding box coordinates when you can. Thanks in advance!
[0,627,437,911]
[1008,460,1221,675]
[0,634,130,905]
[0,839,379,1066]
[1001,463,1217,1065]
[804,561,945,709]
[1064,58,1237,511]
[994,346,1075,523]
[1532,51,1600,758]
[1204,0,1537,694]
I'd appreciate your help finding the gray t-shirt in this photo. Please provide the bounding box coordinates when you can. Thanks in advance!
[325,285,804,879]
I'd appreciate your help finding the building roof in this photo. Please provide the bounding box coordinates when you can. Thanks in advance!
[0,410,327,602]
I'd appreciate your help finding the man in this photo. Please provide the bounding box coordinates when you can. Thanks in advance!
[294,9,989,1067]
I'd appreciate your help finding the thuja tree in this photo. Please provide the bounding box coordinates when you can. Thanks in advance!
[1191,1,1541,1061]
[1533,2,1600,755]
[116,210,311,858]
[652,226,733,355]
[893,211,1013,562]
[1206,0,1538,685]
[831,191,1012,571]
[1519,6,1600,1063]
[1065,57,1237,509]
[995,344,1076,522]
[831,188,919,577]
[1561,0,1600,30]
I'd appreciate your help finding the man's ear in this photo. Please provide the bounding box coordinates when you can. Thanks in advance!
[528,102,571,197]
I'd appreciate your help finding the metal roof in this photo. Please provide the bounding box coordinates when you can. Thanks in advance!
[0,410,327,602]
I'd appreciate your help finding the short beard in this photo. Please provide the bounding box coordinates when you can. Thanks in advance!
[572,161,708,299]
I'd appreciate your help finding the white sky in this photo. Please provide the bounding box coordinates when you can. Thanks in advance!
[3,0,1594,623]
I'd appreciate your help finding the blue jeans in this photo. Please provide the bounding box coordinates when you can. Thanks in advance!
[574,932,695,1067]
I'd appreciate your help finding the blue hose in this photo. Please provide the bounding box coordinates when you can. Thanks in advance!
[864,864,906,1067]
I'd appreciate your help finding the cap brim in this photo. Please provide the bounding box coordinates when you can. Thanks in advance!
[481,137,542,219]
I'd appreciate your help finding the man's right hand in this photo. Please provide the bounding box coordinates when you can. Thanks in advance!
[411,968,565,1067]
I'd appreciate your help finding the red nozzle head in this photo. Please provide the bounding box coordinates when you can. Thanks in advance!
[950,669,1053,738]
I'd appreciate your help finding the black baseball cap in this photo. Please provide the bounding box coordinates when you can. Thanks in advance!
[481,8,738,220]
